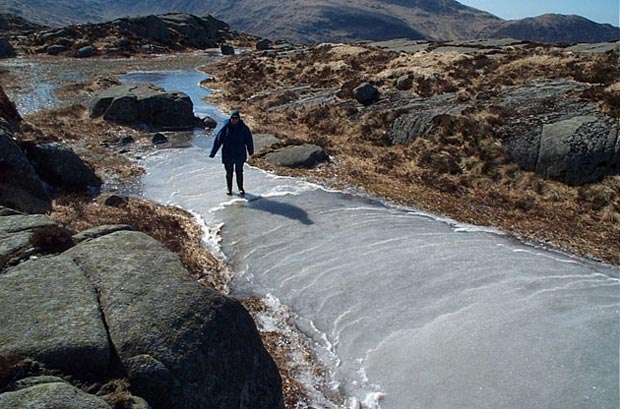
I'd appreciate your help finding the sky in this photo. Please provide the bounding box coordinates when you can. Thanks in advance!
[458,0,620,26]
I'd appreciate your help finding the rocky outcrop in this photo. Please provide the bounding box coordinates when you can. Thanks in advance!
[0,256,111,377]
[388,94,467,145]
[263,144,328,168]
[0,129,51,214]
[0,382,112,409]
[0,209,57,267]
[0,216,284,408]
[90,83,202,130]
[12,13,229,57]
[23,142,101,192]
[496,80,619,185]
[64,230,283,409]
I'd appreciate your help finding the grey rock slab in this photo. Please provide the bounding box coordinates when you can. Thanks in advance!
[566,42,619,53]
[263,144,328,168]
[253,133,281,154]
[72,224,134,243]
[10,376,68,391]
[0,382,112,409]
[64,231,283,409]
[367,38,430,53]
[0,256,110,376]
[0,213,57,235]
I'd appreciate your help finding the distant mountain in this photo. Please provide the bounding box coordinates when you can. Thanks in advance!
[0,0,618,44]
[484,14,620,43]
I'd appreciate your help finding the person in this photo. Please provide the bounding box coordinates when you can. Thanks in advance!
[209,109,254,196]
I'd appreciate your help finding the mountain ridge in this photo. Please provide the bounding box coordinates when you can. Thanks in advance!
[0,0,618,44]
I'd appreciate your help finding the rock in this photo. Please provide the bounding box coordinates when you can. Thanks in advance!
[76,45,96,58]
[0,212,58,265]
[263,144,328,168]
[23,142,101,192]
[256,39,272,50]
[475,91,490,100]
[202,115,217,129]
[151,132,168,144]
[39,29,69,42]
[115,37,130,47]
[353,82,379,105]
[103,194,130,207]
[72,224,133,243]
[388,94,467,145]
[0,37,15,58]
[497,80,619,185]
[10,376,68,391]
[253,133,280,154]
[0,129,51,214]
[46,44,67,55]
[220,44,235,55]
[0,382,112,409]
[64,231,283,409]
[396,74,413,90]
[0,85,20,123]
[120,135,134,145]
[90,83,201,130]
[0,256,111,377]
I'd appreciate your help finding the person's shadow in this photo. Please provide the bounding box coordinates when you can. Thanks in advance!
[244,194,314,225]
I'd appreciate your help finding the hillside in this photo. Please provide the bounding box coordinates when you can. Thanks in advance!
[1,0,618,43]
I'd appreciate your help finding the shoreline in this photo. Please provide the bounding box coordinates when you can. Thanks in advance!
[197,44,620,265]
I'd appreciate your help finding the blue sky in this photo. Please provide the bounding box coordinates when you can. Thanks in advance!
[458,0,620,26]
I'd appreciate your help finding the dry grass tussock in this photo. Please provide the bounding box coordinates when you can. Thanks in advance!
[50,194,227,290]
[204,44,620,263]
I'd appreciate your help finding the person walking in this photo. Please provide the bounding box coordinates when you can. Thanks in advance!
[209,109,254,196]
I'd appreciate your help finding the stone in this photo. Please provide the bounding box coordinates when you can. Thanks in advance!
[72,224,133,243]
[0,382,112,409]
[0,37,15,58]
[64,231,283,409]
[388,94,467,145]
[90,83,201,130]
[253,133,281,154]
[10,376,68,391]
[76,45,96,58]
[115,37,130,47]
[151,132,168,144]
[23,142,101,192]
[103,194,130,207]
[0,213,58,264]
[353,82,379,105]
[256,39,272,50]
[0,129,51,214]
[263,144,328,168]
[120,135,134,145]
[496,80,620,185]
[475,91,490,100]
[202,115,217,129]
[0,256,111,377]
[220,44,235,55]
[46,44,67,55]
[396,75,413,90]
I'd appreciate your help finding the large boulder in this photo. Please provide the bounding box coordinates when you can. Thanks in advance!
[76,45,96,58]
[496,80,619,185]
[263,143,328,168]
[90,83,202,130]
[0,129,51,214]
[253,133,280,154]
[0,210,58,266]
[388,94,466,145]
[0,256,111,377]
[64,231,283,409]
[0,37,15,58]
[0,382,112,409]
[23,142,101,192]
[353,82,379,105]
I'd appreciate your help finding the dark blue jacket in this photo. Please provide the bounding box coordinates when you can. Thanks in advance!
[209,119,254,164]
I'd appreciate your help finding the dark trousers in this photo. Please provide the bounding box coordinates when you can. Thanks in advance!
[224,161,244,192]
